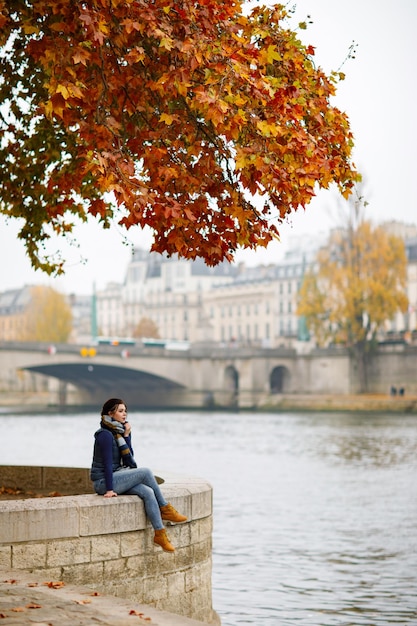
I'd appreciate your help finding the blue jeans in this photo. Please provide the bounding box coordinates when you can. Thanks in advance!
[93,467,167,530]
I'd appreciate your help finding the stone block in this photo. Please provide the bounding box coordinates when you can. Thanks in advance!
[190,517,212,544]
[167,570,186,597]
[125,554,146,576]
[12,542,47,569]
[62,561,104,586]
[185,561,212,593]
[0,497,79,543]
[170,546,195,571]
[42,467,94,493]
[0,465,43,490]
[175,522,191,548]
[188,486,212,520]
[190,585,212,614]
[78,495,147,536]
[46,537,91,567]
[27,566,63,580]
[0,545,11,568]
[192,538,211,563]
[120,530,146,557]
[103,557,128,579]
[107,577,145,600]
[91,533,120,561]
[143,551,164,577]
[155,592,192,619]
[143,575,168,603]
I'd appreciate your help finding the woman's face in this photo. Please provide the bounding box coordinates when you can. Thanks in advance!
[110,403,127,424]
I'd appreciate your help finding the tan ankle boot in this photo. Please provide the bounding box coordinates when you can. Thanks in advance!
[154,528,175,552]
[160,503,187,523]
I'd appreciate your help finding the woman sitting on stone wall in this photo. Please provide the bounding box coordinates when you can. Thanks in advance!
[90,397,187,552]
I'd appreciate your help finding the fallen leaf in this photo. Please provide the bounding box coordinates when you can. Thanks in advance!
[11,607,26,612]
[74,599,91,605]
[0,613,8,618]
[43,581,65,589]
[3,579,18,584]
[27,582,39,587]
[89,591,101,596]
[26,603,42,609]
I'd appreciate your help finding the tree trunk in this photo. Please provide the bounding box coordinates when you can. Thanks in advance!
[353,341,368,393]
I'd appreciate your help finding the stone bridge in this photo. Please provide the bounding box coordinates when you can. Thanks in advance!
[0,341,356,409]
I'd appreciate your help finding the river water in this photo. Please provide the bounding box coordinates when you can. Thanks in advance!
[1,409,417,626]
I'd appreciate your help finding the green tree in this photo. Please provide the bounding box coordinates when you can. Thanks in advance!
[297,198,408,392]
[0,0,359,274]
[21,286,73,342]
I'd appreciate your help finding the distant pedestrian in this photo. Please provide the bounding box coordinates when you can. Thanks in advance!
[90,397,187,552]
[390,386,397,397]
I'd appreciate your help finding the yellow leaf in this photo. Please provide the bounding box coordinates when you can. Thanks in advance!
[159,36,174,50]
[159,113,175,125]
[56,84,70,99]
[266,44,281,64]
[256,120,279,137]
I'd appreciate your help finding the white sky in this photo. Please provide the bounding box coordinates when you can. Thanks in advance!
[1,0,416,295]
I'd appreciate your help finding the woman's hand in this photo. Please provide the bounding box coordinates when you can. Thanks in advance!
[104,490,118,498]
[124,421,131,437]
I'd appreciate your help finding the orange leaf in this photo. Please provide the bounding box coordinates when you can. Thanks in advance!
[74,599,91,605]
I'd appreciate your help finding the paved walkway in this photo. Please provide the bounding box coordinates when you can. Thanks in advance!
[0,569,210,626]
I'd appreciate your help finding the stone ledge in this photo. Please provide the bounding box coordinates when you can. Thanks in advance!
[0,476,212,543]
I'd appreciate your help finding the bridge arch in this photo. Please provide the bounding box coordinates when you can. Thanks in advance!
[269,365,290,394]
[24,362,185,408]
[224,364,239,407]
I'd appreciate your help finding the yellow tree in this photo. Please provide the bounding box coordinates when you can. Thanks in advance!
[132,317,160,339]
[0,0,359,274]
[298,207,408,392]
[20,286,73,342]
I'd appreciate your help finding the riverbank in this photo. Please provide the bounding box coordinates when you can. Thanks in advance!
[256,393,417,413]
[1,392,417,413]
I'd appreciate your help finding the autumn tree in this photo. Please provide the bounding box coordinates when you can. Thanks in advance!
[297,197,408,392]
[132,317,160,339]
[20,286,73,342]
[0,0,359,274]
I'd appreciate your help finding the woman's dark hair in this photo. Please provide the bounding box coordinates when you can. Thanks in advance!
[101,398,126,416]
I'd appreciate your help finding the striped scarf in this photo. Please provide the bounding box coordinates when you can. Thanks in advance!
[100,414,137,468]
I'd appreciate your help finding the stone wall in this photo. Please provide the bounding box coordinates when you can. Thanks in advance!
[0,466,219,625]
